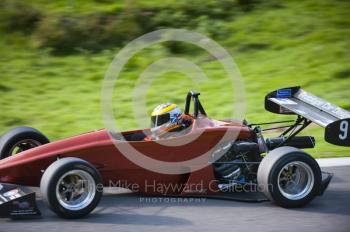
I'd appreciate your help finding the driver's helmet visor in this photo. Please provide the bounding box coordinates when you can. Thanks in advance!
[151,113,170,127]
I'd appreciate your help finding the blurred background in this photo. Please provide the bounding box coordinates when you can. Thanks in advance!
[0,0,349,157]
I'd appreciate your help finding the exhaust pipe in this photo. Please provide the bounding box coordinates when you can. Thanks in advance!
[266,136,316,150]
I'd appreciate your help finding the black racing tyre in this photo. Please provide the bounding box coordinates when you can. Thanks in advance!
[0,126,50,159]
[257,146,321,208]
[40,158,103,219]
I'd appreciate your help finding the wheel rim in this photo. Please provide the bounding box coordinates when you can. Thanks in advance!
[277,161,314,200]
[56,170,96,211]
[9,139,42,155]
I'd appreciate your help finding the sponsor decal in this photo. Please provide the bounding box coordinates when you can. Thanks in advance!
[272,98,297,105]
[17,201,31,209]
[277,89,292,98]
[3,189,21,200]
[279,107,293,114]
[10,209,38,216]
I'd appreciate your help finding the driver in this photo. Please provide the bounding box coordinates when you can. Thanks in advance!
[146,103,193,140]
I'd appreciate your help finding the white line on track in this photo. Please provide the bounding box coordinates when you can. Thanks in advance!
[317,157,350,167]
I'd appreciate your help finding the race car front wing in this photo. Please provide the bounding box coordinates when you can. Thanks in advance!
[0,183,40,218]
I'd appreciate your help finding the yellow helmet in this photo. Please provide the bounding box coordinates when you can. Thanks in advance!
[151,103,182,128]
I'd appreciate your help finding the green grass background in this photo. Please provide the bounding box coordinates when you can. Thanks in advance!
[0,0,349,158]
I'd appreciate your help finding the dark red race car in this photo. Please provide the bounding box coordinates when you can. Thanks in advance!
[0,87,349,219]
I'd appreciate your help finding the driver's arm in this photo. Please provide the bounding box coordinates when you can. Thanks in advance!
[176,114,193,128]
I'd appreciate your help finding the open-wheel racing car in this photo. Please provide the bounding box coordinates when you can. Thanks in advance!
[0,86,349,219]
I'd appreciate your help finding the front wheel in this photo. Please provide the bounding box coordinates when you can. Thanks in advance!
[257,146,321,208]
[0,126,49,159]
[40,158,103,219]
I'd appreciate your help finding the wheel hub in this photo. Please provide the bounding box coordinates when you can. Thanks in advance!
[277,161,314,200]
[56,170,96,211]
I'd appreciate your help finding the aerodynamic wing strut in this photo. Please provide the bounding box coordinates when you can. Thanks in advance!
[265,86,350,146]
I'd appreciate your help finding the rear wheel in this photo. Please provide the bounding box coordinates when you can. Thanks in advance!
[40,158,103,219]
[257,146,321,208]
[0,126,49,159]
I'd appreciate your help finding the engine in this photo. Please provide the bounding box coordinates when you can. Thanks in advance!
[212,141,260,186]
[212,134,315,191]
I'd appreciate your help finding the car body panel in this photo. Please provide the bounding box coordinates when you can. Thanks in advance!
[0,116,253,196]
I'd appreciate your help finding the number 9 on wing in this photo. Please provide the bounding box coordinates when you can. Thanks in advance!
[325,118,350,146]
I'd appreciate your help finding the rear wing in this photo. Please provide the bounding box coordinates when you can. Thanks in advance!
[265,86,350,147]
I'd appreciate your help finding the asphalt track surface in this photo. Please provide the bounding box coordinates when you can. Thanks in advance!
[1,166,349,232]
